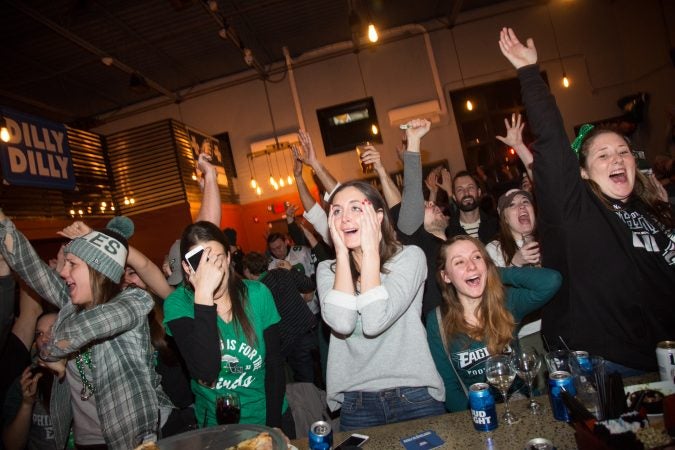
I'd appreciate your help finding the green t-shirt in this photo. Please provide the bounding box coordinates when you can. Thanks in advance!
[163,280,286,427]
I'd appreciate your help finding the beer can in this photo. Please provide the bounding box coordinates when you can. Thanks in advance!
[572,351,592,372]
[525,437,556,449]
[548,371,575,422]
[656,341,675,382]
[308,420,332,450]
[469,382,498,431]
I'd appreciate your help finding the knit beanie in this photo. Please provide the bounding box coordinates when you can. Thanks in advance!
[65,216,134,283]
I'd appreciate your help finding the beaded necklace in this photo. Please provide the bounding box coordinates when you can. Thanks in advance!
[75,349,95,401]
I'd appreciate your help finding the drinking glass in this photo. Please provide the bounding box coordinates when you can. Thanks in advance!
[511,347,542,414]
[355,142,373,173]
[216,392,241,425]
[485,354,518,424]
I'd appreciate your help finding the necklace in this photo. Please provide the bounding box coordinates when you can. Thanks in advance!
[75,349,95,401]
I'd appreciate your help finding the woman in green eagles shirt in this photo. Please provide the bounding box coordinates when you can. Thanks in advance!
[163,221,292,435]
[426,235,561,412]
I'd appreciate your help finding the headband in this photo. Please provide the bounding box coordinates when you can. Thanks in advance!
[571,124,595,156]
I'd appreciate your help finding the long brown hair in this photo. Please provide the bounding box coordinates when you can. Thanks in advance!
[180,221,256,346]
[327,181,401,281]
[436,235,514,355]
[579,128,674,228]
[88,267,121,308]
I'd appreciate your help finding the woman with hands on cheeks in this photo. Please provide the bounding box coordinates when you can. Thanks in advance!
[316,181,445,431]
[162,222,294,436]
[498,27,674,375]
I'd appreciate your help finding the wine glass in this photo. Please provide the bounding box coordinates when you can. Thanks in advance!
[216,392,240,425]
[511,347,542,414]
[485,354,518,424]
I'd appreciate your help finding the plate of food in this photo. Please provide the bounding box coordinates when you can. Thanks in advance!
[150,424,287,450]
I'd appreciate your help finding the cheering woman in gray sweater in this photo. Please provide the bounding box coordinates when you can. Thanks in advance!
[316,180,445,431]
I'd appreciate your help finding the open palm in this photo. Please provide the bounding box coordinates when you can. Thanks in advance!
[498,27,537,69]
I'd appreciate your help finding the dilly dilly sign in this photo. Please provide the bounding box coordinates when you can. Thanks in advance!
[0,108,76,189]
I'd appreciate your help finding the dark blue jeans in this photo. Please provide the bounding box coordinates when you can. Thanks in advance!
[339,387,445,431]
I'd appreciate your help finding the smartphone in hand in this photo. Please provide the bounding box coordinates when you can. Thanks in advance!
[185,245,205,273]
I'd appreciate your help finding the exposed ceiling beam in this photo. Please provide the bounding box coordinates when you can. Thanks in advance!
[447,0,465,28]
[6,0,180,102]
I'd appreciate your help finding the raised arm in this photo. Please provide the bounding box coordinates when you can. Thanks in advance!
[397,119,431,235]
[298,129,338,194]
[500,266,562,322]
[0,213,69,309]
[127,246,174,299]
[496,113,533,181]
[195,153,221,226]
[291,144,330,243]
[499,27,582,224]
[0,252,15,351]
[360,145,401,208]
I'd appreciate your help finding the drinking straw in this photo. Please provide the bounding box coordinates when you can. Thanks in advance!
[558,335,571,351]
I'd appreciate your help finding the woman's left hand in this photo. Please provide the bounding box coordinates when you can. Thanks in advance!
[57,221,92,239]
[191,248,226,301]
[359,200,381,255]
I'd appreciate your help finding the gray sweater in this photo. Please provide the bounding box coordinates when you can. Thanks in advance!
[316,245,445,411]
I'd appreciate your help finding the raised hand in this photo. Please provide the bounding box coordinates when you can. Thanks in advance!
[196,152,216,191]
[403,119,431,153]
[290,145,304,177]
[359,145,384,172]
[285,203,298,223]
[425,167,441,195]
[496,113,525,148]
[57,221,92,239]
[498,27,537,69]
[297,129,318,167]
[438,168,452,194]
[19,366,41,404]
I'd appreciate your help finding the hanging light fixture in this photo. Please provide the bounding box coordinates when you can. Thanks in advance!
[247,155,258,189]
[466,100,474,111]
[547,4,570,89]
[281,150,293,186]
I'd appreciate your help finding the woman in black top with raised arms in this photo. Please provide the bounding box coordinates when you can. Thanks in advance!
[498,27,674,376]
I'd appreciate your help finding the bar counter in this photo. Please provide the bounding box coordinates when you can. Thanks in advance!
[291,374,661,450]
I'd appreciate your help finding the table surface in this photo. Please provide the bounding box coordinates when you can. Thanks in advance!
[291,374,662,450]
[292,396,575,450]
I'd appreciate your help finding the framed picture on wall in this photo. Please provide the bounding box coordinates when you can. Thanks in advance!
[185,126,236,187]
[316,97,383,155]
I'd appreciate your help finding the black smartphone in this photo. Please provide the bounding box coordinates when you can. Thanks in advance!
[335,433,369,450]
[185,245,205,272]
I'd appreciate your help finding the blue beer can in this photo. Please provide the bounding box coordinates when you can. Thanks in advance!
[573,351,592,373]
[308,420,332,450]
[548,370,576,421]
[469,382,498,431]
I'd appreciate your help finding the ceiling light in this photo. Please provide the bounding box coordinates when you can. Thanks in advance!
[367,23,378,43]
[208,0,218,12]
[466,100,474,111]
[562,73,570,88]
[101,56,114,66]
[371,124,378,135]
[218,28,227,39]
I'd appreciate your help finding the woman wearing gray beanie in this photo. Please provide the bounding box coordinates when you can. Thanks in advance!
[0,211,174,450]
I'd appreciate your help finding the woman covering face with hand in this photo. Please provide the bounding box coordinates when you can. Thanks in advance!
[162,222,292,435]
[426,236,561,412]
[498,27,675,375]
[316,181,445,431]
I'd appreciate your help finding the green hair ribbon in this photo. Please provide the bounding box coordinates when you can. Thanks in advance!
[571,124,594,156]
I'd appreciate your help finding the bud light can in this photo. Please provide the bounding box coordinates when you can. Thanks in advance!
[548,370,576,421]
[308,420,332,450]
[573,351,592,372]
[469,382,498,431]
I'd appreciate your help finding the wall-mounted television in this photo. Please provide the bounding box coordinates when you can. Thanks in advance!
[316,97,383,156]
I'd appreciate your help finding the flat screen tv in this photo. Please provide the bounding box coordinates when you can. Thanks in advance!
[316,97,383,155]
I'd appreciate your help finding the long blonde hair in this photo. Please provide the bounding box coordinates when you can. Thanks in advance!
[436,235,514,355]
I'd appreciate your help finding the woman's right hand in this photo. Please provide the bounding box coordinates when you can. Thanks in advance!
[496,113,525,148]
[191,248,226,300]
[498,27,537,69]
[512,241,541,266]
